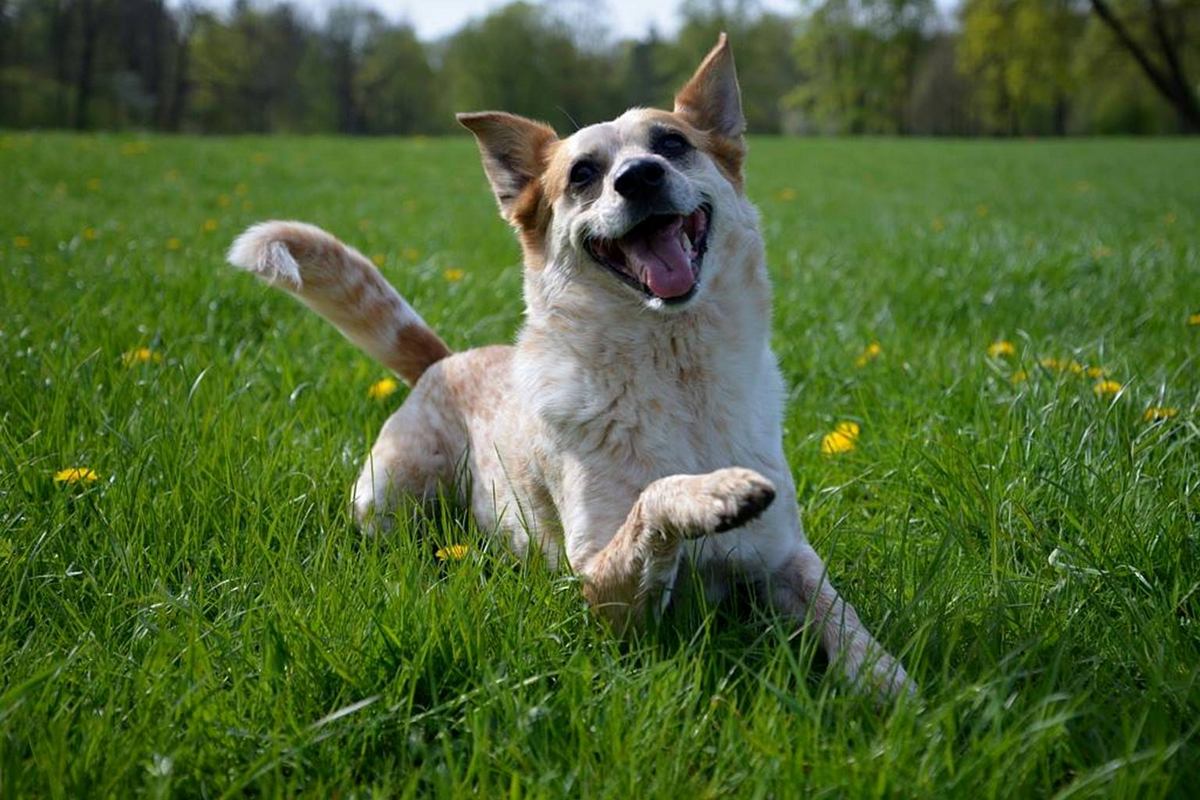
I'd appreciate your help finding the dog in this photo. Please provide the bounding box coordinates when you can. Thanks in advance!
[228,35,914,699]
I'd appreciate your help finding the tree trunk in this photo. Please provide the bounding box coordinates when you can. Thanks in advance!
[73,0,99,130]
[1089,0,1200,133]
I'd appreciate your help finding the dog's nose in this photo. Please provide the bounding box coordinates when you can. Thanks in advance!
[614,158,665,200]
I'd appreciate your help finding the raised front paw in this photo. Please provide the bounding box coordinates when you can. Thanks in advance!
[664,467,776,538]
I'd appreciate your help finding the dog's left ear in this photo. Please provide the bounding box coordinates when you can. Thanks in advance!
[457,112,558,223]
[673,33,745,140]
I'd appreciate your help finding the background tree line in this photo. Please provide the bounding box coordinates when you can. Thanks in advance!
[1,0,1196,135]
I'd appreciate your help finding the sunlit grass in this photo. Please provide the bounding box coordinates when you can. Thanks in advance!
[1,132,1198,796]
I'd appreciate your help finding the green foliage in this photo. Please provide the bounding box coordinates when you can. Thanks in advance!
[2,132,1199,795]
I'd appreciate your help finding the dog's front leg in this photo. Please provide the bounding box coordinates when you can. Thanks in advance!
[771,544,915,700]
[578,468,776,632]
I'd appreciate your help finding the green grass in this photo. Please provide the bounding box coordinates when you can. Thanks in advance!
[2,131,1199,797]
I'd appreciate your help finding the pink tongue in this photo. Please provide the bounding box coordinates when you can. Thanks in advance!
[621,218,696,299]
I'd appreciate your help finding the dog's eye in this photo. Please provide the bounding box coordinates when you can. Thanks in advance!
[654,132,692,158]
[570,161,599,186]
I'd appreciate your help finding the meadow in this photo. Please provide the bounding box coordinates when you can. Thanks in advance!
[1,131,1198,797]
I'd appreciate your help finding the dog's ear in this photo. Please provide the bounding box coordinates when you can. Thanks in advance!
[673,33,745,140]
[457,112,559,221]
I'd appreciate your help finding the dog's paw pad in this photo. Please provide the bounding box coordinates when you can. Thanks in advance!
[690,467,776,536]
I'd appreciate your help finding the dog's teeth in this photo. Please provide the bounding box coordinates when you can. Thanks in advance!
[680,229,692,254]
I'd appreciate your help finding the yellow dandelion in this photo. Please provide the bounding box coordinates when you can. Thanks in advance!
[975,203,989,218]
[166,238,182,251]
[368,377,399,401]
[217,194,232,208]
[775,188,796,202]
[241,200,253,212]
[1011,370,1028,384]
[252,152,269,165]
[54,467,99,484]
[202,219,219,233]
[122,347,162,366]
[371,253,386,267]
[821,430,856,455]
[163,169,180,182]
[1093,380,1122,397]
[1143,407,1178,423]
[444,268,465,283]
[13,235,31,249]
[1188,313,1200,327]
[234,182,249,196]
[834,421,861,439]
[1065,360,1085,376]
[931,216,945,233]
[1085,366,1108,379]
[120,141,149,156]
[83,227,97,241]
[854,341,882,368]
[1091,245,1112,259]
[403,247,421,261]
[1040,357,1061,371]
[86,177,101,191]
[821,421,860,455]
[987,340,1015,358]
[436,543,470,561]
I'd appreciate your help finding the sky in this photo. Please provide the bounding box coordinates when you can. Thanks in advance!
[280,0,959,41]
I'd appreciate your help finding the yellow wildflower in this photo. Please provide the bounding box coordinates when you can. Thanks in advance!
[54,467,99,484]
[120,141,149,156]
[1093,380,1122,397]
[83,227,97,241]
[234,182,249,196]
[217,194,232,208]
[1065,360,1085,375]
[163,168,180,182]
[775,188,796,202]
[252,152,269,165]
[1085,366,1108,379]
[1143,407,1178,423]
[166,238,182,251]
[1091,245,1112,259]
[975,203,989,218]
[241,200,253,212]
[371,253,386,267]
[987,340,1015,358]
[202,219,219,233]
[403,247,421,261]
[1040,357,1060,371]
[931,216,945,233]
[86,177,101,191]
[1011,370,1028,384]
[444,268,466,283]
[368,377,399,401]
[821,421,860,455]
[1188,313,1200,327]
[122,347,162,366]
[13,235,31,249]
[436,544,470,561]
[854,341,882,368]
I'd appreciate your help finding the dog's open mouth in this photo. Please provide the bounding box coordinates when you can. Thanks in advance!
[585,205,711,304]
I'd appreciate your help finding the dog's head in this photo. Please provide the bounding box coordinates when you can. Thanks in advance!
[459,34,755,314]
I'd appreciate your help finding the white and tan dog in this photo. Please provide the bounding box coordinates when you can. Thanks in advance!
[229,36,913,698]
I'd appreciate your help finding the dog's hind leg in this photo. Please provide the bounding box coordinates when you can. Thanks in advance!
[351,367,465,533]
[769,545,915,700]
[578,468,776,632]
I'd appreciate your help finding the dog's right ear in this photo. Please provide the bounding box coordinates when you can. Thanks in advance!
[457,112,559,222]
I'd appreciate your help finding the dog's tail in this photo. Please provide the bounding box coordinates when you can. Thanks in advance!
[228,221,451,385]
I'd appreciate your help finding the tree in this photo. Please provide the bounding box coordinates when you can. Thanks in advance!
[1087,0,1200,132]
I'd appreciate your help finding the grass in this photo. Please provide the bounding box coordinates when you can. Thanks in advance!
[1,131,1198,797]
